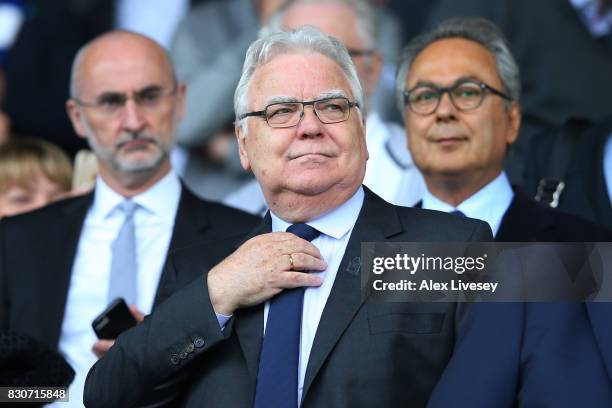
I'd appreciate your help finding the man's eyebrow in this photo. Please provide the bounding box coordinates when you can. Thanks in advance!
[95,84,164,100]
[451,76,482,86]
[95,91,124,102]
[262,90,351,106]
[409,76,483,90]
[317,90,349,100]
[135,85,164,94]
[264,95,299,105]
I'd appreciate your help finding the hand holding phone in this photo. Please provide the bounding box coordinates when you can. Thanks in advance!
[92,298,138,340]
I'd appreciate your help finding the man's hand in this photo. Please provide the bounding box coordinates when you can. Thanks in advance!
[207,232,327,316]
[92,305,145,358]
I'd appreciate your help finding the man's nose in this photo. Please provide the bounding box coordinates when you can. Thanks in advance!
[435,91,459,120]
[121,99,146,131]
[296,106,324,138]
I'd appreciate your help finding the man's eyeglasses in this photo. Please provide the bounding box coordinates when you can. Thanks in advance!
[73,85,177,116]
[239,97,360,128]
[403,80,512,115]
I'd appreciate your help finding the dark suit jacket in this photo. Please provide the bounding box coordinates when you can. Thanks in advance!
[497,188,612,242]
[427,189,612,407]
[84,189,493,408]
[525,113,612,232]
[523,118,612,377]
[0,186,260,351]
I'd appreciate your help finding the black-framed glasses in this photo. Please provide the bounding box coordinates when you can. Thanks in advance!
[239,97,360,128]
[403,80,512,115]
[73,85,178,116]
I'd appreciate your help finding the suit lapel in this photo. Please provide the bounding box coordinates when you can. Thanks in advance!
[234,213,272,381]
[167,187,211,250]
[45,194,93,347]
[153,187,211,308]
[301,189,403,402]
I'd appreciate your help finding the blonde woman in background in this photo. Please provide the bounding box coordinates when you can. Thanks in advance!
[0,137,72,217]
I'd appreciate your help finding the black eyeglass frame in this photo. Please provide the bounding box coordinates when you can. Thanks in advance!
[238,97,361,128]
[403,80,512,115]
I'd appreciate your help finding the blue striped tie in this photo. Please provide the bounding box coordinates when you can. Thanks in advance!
[254,223,321,408]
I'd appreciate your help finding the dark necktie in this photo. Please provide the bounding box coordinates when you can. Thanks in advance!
[254,223,321,408]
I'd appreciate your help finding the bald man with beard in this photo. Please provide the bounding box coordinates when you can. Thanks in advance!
[0,30,259,407]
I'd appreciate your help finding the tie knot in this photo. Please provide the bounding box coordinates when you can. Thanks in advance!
[118,200,137,217]
[449,209,466,217]
[286,223,321,242]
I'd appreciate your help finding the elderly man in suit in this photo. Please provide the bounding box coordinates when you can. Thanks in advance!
[397,17,612,406]
[84,26,492,408]
[0,30,259,407]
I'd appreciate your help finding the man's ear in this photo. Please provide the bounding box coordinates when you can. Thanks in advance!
[505,101,521,145]
[235,123,251,171]
[175,81,187,120]
[361,116,369,161]
[66,99,88,139]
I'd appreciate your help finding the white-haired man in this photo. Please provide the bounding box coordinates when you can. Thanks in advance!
[224,0,424,214]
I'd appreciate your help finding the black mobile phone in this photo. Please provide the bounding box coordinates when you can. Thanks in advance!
[92,298,137,339]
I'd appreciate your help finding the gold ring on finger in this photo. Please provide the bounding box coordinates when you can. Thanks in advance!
[289,254,294,269]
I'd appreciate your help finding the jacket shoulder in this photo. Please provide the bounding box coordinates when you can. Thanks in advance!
[396,205,493,241]
[0,193,92,230]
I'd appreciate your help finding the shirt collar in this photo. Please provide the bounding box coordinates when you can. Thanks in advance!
[90,170,181,223]
[422,172,514,236]
[270,186,365,240]
[365,112,385,147]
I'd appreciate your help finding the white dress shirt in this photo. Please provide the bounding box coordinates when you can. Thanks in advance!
[266,187,364,406]
[115,0,190,48]
[0,2,23,51]
[363,112,426,207]
[52,171,181,408]
[421,172,514,237]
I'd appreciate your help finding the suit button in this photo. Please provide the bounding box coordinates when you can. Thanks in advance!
[194,337,205,348]
[179,351,188,359]
[170,355,180,365]
[186,343,195,353]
